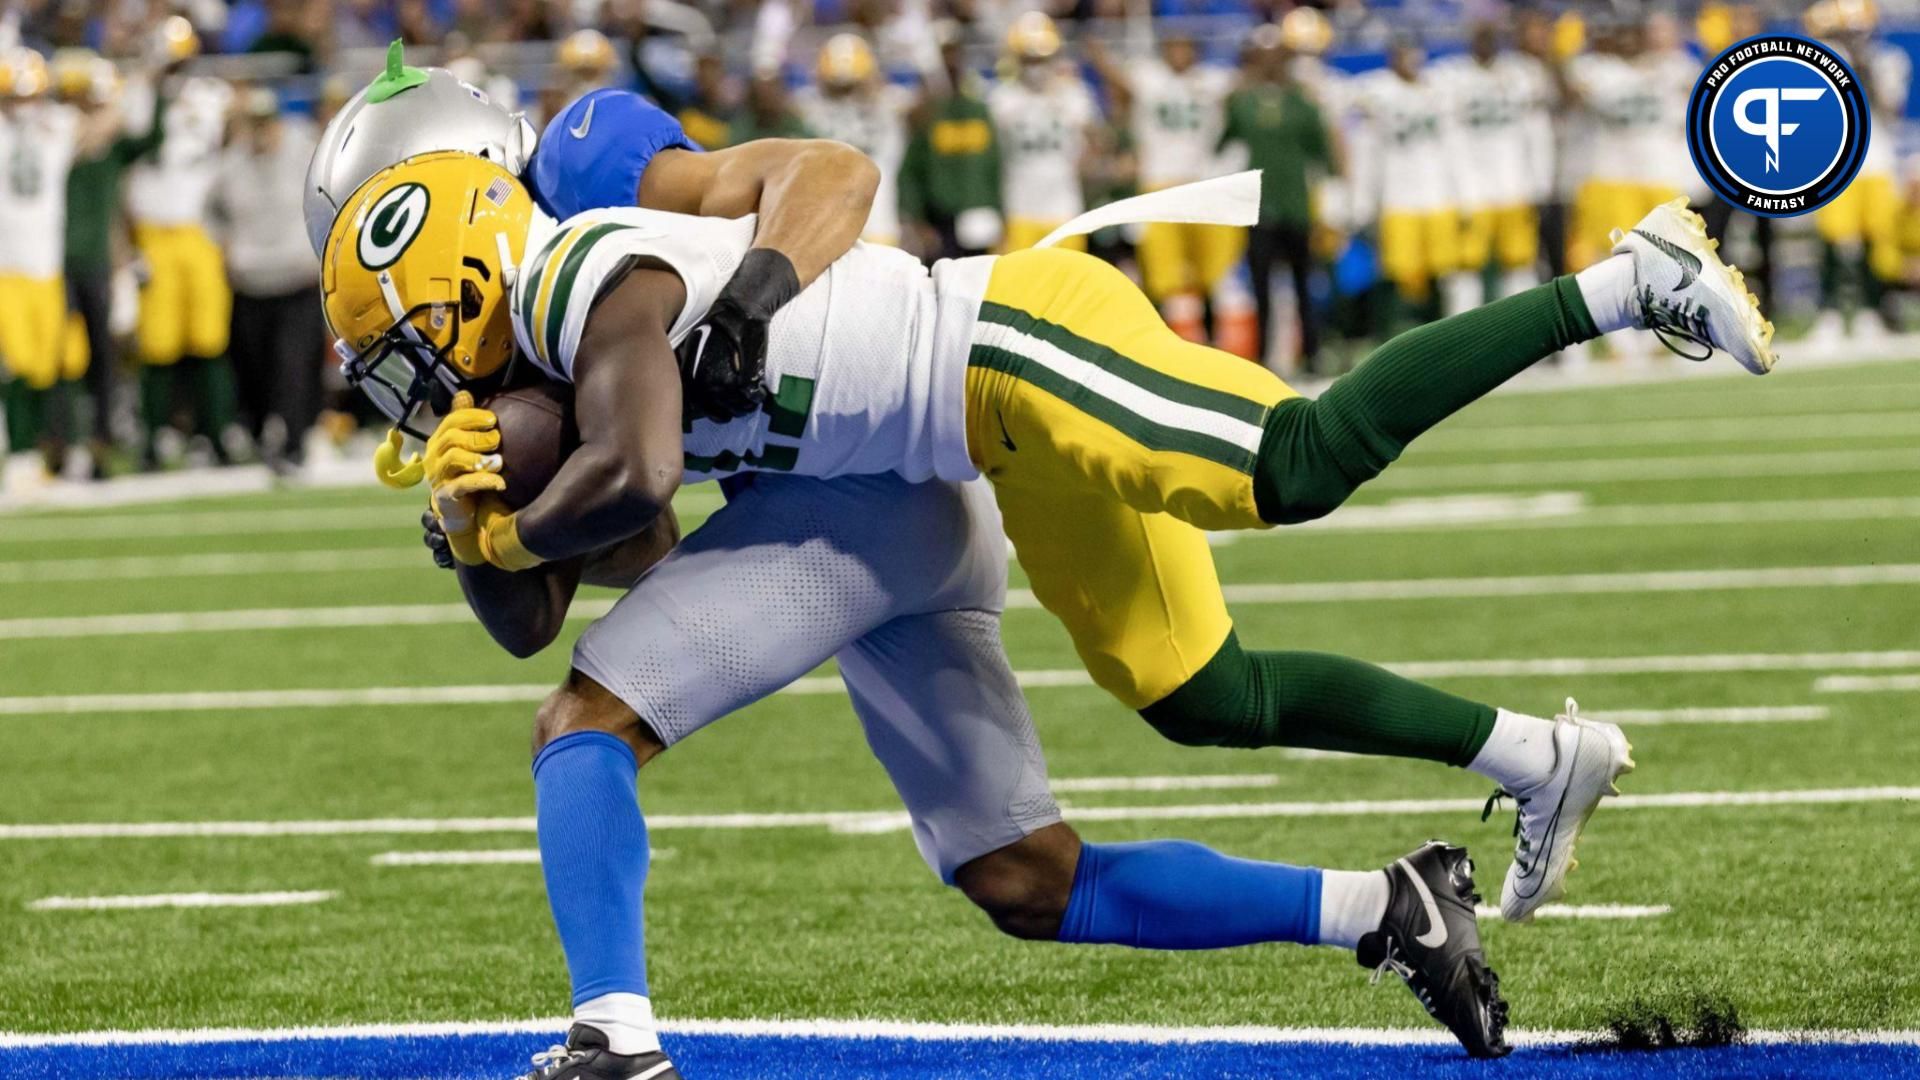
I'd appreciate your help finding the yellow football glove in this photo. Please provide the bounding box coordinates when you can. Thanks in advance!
[475,501,546,572]
[426,391,507,566]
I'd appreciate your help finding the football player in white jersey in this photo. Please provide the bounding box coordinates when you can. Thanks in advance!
[1087,29,1247,347]
[0,47,118,485]
[1558,20,1677,274]
[1808,0,1910,339]
[1433,23,1553,312]
[986,12,1099,253]
[122,17,239,467]
[321,114,1786,1063]
[792,33,913,245]
[1350,37,1468,328]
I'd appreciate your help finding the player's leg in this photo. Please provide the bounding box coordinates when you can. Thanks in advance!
[134,226,186,467]
[1495,204,1541,299]
[180,227,237,459]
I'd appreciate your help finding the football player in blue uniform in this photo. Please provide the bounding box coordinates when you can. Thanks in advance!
[307,49,1517,1076]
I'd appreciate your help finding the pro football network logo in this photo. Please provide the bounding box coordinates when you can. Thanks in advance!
[1687,34,1869,217]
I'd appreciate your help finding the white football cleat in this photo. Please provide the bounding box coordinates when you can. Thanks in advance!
[1611,198,1777,374]
[1488,699,1635,923]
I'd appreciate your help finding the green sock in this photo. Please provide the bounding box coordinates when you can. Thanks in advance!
[189,355,238,438]
[140,365,173,449]
[1255,275,1599,523]
[6,384,47,453]
[1140,632,1497,766]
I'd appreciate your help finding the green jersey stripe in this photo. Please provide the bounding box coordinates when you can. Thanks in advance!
[974,301,1270,427]
[517,230,566,358]
[541,222,630,372]
[970,344,1258,473]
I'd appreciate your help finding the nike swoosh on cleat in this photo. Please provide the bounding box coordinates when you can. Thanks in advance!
[1513,726,1583,897]
[569,99,597,139]
[1397,857,1448,948]
[1634,229,1701,292]
[685,325,712,379]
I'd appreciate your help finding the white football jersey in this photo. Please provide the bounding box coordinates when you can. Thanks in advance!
[792,85,912,241]
[1567,52,1663,187]
[1350,68,1457,217]
[988,74,1097,222]
[1434,53,1552,208]
[0,102,79,277]
[126,75,233,227]
[1126,59,1233,188]
[512,207,991,485]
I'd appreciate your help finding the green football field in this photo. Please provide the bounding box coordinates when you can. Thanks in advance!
[2,356,1918,1048]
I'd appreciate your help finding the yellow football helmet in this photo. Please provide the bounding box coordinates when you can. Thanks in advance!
[817,33,876,88]
[558,28,617,77]
[51,49,116,105]
[0,49,49,100]
[1005,11,1061,61]
[1278,7,1333,56]
[1833,0,1878,32]
[322,150,539,438]
[158,15,201,63]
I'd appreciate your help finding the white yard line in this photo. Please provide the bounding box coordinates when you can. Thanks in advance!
[9,563,1913,639]
[2,1015,1917,1050]
[2,656,1912,717]
[1369,447,1920,489]
[0,548,423,583]
[1581,705,1830,724]
[370,849,543,866]
[25,890,334,911]
[1418,410,1920,452]
[5,785,1916,842]
[1473,903,1669,920]
[1049,774,1285,793]
[1815,674,1920,693]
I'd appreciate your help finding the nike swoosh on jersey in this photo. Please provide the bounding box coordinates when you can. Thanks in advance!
[1634,228,1700,292]
[1397,856,1449,948]
[569,99,598,140]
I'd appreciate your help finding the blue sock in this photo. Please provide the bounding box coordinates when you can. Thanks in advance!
[1058,840,1323,949]
[533,731,650,1004]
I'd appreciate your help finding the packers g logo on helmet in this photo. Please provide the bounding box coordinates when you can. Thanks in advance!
[357,182,430,270]
[322,151,540,438]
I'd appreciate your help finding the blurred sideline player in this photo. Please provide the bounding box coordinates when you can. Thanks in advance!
[1434,23,1552,313]
[312,54,1521,1074]
[987,12,1097,253]
[1088,28,1251,352]
[0,48,117,486]
[124,16,239,467]
[1809,0,1909,339]
[792,33,912,245]
[1559,19,1676,275]
[1351,36,1465,329]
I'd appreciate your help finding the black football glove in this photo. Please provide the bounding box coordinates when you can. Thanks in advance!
[675,248,800,424]
[421,509,456,571]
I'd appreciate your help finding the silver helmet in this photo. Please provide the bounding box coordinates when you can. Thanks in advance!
[304,44,537,256]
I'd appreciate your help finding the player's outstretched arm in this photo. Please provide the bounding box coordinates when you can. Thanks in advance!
[640,140,879,289]
[485,269,689,569]
[457,555,587,659]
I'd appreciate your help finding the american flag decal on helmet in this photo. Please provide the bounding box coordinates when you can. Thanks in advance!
[484,178,512,206]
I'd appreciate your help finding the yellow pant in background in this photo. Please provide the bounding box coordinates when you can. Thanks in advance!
[1816,173,1902,283]
[1137,216,1248,301]
[0,275,68,390]
[1460,205,1540,271]
[1000,218,1086,254]
[1571,181,1679,270]
[134,224,231,365]
[1377,210,1463,300]
[965,247,1296,708]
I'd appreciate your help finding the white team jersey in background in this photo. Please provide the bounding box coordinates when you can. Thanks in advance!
[1434,53,1552,209]
[792,85,912,241]
[1350,68,1457,218]
[0,102,79,277]
[988,74,1097,222]
[1639,48,1707,198]
[1126,59,1233,187]
[1853,42,1910,176]
[125,75,233,227]
[1567,52,1663,188]
[512,207,991,485]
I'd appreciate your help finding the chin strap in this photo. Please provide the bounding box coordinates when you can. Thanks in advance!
[373,428,426,488]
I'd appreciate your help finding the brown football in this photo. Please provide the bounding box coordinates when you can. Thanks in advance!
[482,379,578,510]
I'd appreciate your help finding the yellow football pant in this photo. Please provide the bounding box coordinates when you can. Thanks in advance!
[1460,205,1540,272]
[1570,181,1679,270]
[1137,200,1248,300]
[966,247,1297,708]
[134,224,231,365]
[1377,210,1463,300]
[1001,217,1087,253]
[0,275,69,390]
[1816,173,1902,282]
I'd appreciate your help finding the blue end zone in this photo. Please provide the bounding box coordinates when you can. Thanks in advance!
[4,1031,1918,1080]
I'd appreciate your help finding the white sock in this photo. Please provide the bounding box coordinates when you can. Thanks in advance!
[1467,708,1560,793]
[1317,869,1391,950]
[1575,254,1638,334]
[1498,266,1538,299]
[1442,270,1483,316]
[574,992,660,1055]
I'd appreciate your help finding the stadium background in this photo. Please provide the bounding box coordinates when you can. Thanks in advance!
[3,1,1920,1079]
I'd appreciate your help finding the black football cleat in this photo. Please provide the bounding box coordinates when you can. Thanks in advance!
[1356,841,1511,1058]
[515,1024,683,1080]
